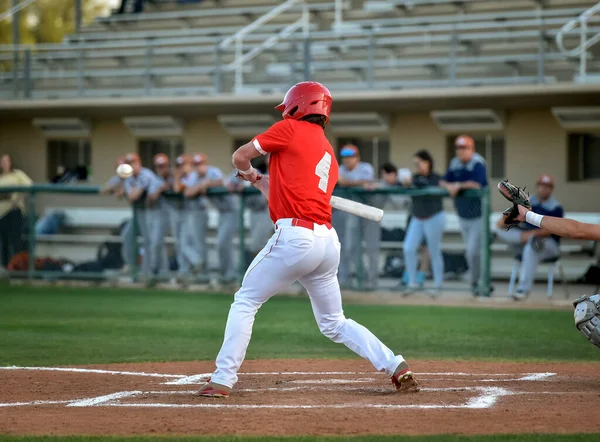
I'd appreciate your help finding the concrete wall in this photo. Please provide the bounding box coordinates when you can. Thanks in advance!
[2,109,600,213]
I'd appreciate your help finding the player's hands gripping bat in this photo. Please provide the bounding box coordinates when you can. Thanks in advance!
[497,179,532,230]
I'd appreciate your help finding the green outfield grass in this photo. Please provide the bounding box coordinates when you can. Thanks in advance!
[0,283,597,365]
[1,434,599,441]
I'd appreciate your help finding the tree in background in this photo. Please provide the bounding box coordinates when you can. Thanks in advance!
[0,0,109,45]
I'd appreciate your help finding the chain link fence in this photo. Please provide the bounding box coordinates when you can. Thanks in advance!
[0,184,491,296]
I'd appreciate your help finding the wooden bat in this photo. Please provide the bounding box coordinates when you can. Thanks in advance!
[252,175,384,223]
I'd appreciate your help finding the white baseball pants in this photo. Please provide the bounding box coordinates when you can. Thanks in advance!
[210,218,405,388]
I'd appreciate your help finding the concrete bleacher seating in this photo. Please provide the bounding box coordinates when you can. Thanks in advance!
[1,0,599,99]
[34,206,598,282]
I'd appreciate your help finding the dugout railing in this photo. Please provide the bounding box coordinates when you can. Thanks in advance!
[0,184,492,297]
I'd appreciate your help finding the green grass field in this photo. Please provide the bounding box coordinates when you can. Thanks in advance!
[0,284,597,365]
[1,283,598,442]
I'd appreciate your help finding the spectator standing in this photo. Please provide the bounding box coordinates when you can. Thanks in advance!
[0,154,32,269]
[336,144,379,290]
[123,152,163,283]
[174,155,204,282]
[150,153,182,274]
[441,135,488,295]
[495,174,563,300]
[401,150,445,297]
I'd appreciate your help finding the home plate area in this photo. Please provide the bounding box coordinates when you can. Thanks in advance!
[1,360,600,436]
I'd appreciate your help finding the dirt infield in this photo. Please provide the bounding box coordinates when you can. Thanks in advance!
[1,359,600,436]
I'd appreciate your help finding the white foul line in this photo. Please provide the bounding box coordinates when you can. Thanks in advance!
[67,391,142,407]
[0,366,182,378]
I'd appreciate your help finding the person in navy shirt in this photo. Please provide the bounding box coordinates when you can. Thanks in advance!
[440,135,488,295]
[496,174,564,299]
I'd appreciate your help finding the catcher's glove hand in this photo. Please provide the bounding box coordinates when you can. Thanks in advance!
[497,179,532,230]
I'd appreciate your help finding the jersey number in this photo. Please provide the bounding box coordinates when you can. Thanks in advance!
[315,152,332,193]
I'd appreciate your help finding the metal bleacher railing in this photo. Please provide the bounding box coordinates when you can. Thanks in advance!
[0,184,492,297]
[1,0,599,99]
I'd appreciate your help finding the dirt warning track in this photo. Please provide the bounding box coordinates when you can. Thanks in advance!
[1,360,599,436]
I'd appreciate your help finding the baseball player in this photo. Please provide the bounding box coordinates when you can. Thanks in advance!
[500,179,600,349]
[208,167,239,283]
[336,144,380,290]
[102,156,134,271]
[123,153,164,282]
[173,155,204,280]
[185,154,224,277]
[198,81,418,398]
[150,153,183,274]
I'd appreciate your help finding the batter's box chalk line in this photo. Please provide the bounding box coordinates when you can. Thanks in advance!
[0,366,559,410]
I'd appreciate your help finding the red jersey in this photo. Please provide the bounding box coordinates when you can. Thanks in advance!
[252,119,339,224]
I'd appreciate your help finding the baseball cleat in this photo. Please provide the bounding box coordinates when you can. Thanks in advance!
[391,361,420,392]
[198,381,231,398]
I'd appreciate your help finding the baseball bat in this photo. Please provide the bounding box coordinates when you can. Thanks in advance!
[252,175,384,223]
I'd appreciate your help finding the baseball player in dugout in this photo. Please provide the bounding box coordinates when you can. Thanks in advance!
[334,144,380,290]
[123,153,165,284]
[198,81,419,398]
[150,153,183,276]
[173,154,205,283]
[206,165,239,284]
[187,153,224,279]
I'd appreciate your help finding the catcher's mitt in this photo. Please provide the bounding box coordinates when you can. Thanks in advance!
[497,179,532,230]
[573,294,600,350]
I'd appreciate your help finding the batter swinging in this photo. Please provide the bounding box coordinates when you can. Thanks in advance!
[198,81,419,398]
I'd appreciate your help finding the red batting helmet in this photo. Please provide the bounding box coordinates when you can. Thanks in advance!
[275,81,332,123]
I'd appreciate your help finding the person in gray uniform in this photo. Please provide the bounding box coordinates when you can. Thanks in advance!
[123,152,164,282]
[440,135,488,295]
[208,167,239,284]
[336,144,379,290]
[174,155,204,281]
[185,154,224,278]
[226,159,273,268]
[101,155,134,272]
[149,153,182,275]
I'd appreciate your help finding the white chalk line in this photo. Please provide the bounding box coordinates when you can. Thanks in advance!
[97,387,511,409]
[0,366,182,378]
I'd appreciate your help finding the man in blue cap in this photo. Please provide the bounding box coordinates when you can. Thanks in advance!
[335,144,379,290]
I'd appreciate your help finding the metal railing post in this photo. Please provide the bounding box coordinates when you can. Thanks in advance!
[303,36,311,81]
[334,0,343,30]
[449,24,457,86]
[479,187,491,297]
[12,0,20,98]
[234,36,243,93]
[214,39,222,93]
[131,208,139,282]
[23,48,31,98]
[77,42,85,96]
[367,30,375,88]
[238,190,246,283]
[144,40,153,95]
[537,30,545,83]
[580,20,587,80]
[27,191,36,282]
[75,0,82,34]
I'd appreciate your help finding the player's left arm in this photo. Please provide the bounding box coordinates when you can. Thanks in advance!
[517,205,600,241]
